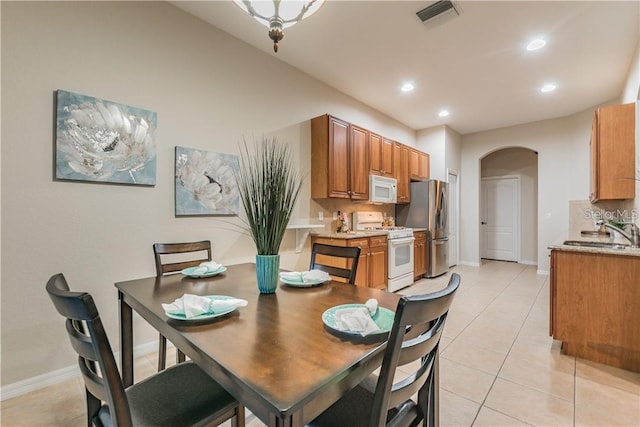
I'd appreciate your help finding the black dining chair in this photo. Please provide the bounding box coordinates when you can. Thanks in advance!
[306,272,460,427]
[309,243,361,284]
[152,240,212,370]
[46,273,245,427]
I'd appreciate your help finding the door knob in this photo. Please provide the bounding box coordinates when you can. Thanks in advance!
[481,221,487,225]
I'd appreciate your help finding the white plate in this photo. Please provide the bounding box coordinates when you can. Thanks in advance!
[181,265,227,278]
[165,295,237,321]
[280,276,327,287]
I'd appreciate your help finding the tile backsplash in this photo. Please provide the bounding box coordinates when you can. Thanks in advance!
[310,199,395,232]
[569,199,637,242]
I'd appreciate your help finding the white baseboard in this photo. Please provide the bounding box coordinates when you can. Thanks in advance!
[459,261,481,267]
[1,341,160,401]
[519,260,537,266]
[537,269,550,275]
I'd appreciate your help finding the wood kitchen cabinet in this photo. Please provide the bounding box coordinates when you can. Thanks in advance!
[409,149,430,181]
[311,235,387,289]
[589,102,636,202]
[413,231,427,279]
[311,114,369,201]
[370,134,395,178]
[549,249,640,372]
[394,143,410,204]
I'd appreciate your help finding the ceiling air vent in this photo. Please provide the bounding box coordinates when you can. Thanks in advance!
[416,0,460,24]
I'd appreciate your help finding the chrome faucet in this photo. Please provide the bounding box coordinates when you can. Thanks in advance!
[595,220,640,248]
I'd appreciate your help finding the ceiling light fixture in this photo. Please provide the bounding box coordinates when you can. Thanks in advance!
[233,0,325,53]
[540,83,557,93]
[401,82,415,92]
[438,110,450,117]
[526,38,546,51]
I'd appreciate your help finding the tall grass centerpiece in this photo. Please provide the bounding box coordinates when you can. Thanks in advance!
[235,137,303,293]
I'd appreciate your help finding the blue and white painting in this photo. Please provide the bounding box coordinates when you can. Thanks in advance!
[56,90,157,185]
[175,146,240,216]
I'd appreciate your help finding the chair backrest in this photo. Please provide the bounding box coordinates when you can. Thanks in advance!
[153,240,212,276]
[46,273,134,427]
[370,272,460,427]
[309,243,361,284]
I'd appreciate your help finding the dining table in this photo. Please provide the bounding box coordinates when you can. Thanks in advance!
[116,262,401,427]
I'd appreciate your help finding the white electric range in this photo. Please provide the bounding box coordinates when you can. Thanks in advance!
[352,212,415,292]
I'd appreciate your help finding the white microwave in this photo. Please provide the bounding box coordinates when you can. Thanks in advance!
[369,175,397,204]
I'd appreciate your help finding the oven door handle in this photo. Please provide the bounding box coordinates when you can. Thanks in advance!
[389,236,415,246]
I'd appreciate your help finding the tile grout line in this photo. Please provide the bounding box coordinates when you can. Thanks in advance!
[468,265,545,426]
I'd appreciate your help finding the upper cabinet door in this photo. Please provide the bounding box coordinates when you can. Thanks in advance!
[311,114,350,199]
[369,132,383,175]
[590,103,635,202]
[409,148,430,181]
[328,116,350,198]
[394,142,410,204]
[381,138,395,178]
[349,125,370,200]
[311,115,369,200]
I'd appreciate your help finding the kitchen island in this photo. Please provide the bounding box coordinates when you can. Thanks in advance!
[548,241,640,372]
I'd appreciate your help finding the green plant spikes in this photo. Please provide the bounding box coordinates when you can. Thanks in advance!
[235,137,303,255]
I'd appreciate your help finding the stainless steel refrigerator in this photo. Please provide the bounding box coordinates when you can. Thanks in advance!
[396,179,449,278]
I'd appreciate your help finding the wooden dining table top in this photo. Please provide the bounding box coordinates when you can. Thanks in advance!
[115,262,401,427]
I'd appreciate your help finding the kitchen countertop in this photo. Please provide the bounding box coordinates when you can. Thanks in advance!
[548,238,640,257]
[310,230,389,239]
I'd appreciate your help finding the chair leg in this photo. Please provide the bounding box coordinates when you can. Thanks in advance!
[231,404,246,427]
[85,388,101,427]
[176,349,186,364]
[158,333,167,371]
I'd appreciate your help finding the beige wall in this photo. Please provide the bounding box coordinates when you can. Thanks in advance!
[460,108,593,271]
[459,36,640,272]
[0,1,416,388]
[415,125,462,182]
[481,148,538,264]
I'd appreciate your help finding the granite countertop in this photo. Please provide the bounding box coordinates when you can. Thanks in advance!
[548,237,640,257]
[310,230,388,239]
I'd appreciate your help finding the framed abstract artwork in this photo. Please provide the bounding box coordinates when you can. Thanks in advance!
[55,89,157,185]
[175,146,240,216]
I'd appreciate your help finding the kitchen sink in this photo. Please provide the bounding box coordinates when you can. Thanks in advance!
[562,240,628,250]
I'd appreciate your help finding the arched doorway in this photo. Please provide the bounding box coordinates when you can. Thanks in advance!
[479,147,538,264]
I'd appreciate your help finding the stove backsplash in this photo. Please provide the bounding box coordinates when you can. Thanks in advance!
[311,199,394,233]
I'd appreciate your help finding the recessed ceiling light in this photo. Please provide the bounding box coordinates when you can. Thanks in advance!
[540,83,557,93]
[438,110,450,117]
[401,82,415,92]
[526,38,546,51]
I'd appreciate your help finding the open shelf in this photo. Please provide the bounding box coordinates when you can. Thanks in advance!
[287,223,325,253]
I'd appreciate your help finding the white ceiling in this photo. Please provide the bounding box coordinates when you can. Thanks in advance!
[171,1,639,135]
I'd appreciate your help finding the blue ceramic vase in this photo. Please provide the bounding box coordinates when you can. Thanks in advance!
[256,254,280,294]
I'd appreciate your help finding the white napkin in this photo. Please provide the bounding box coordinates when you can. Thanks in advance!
[162,294,247,318]
[191,261,222,275]
[279,269,331,283]
[333,301,381,336]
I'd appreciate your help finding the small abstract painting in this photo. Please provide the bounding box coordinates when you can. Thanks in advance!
[55,90,157,185]
[175,146,240,216]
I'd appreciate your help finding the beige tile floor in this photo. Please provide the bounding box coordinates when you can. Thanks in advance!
[3,260,639,426]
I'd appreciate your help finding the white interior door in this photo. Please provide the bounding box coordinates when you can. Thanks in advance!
[480,176,519,262]
[447,170,459,267]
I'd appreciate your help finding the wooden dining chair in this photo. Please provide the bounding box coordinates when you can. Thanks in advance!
[46,273,245,427]
[152,240,212,370]
[306,272,460,427]
[309,243,361,284]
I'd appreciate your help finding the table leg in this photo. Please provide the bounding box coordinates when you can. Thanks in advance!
[119,291,134,387]
[432,350,440,427]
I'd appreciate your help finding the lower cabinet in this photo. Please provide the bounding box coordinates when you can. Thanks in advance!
[311,236,387,289]
[550,249,640,372]
[413,231,427,280]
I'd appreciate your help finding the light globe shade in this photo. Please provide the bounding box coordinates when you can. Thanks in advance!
[233,0,326,29]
